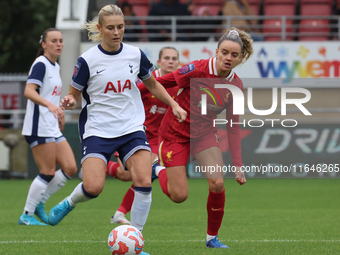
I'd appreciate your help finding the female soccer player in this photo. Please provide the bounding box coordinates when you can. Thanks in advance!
[108,46,180,224]
[152,28,253,248]
[19,28,78,226]
[47,5,186,254]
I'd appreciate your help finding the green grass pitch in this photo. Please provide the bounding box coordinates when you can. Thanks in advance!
[0,178,339,254]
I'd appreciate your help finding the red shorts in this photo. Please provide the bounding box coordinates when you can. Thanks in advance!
[158,132,220,167]
[148,137,159,154]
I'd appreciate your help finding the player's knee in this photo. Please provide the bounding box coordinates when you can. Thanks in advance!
[138,179,152,187]
[209,179,224,193]
[83,182,104,197]
[41,167,56,176]
[63,164,78,177]
[171,191,188,203]
[132,175,152,187]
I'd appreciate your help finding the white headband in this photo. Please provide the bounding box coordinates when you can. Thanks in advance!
[39,35,43,44]
[228,30,239,37]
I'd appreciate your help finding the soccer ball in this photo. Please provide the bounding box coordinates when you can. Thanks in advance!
[108,225,144,255]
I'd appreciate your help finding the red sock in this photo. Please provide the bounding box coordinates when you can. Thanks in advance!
[158,169,170,197]
[106,161,119,178]
[117,185,134,214]
[207,189,225,236]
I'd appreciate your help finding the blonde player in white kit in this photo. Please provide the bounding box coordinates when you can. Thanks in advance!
[19,28,78,226]
[48,5,186,254]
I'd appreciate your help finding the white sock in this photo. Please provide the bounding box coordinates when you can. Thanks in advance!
[23,175,49,215]
[155,166,165,177]
[41,169,69,203]
[68,182,95,207]
[130,187,152,232]
[207,234,216,242]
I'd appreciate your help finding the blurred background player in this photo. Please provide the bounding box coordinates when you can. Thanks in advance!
[47,5,186,255]
[19,28,78,226]
[150,28,253,248]
[107,46,180,224]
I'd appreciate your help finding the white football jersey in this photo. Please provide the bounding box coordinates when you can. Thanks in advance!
[22,56,62,137]
[71,43,155,140]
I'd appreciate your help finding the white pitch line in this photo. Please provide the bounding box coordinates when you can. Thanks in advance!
[1,239,340,244]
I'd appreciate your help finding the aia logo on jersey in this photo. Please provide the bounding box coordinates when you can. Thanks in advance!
[52,86,61,96]
[104,80,132,93]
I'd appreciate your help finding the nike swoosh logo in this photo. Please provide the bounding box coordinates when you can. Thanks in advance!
[211,208,222,211]
[145,142,149,145]
[96,69,105,74]
[21,220,29,225]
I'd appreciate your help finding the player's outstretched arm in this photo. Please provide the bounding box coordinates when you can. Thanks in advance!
[60,86,81,110]
[143,75,187,122]
[234,166,246,185]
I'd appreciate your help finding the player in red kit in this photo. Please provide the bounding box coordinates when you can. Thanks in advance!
[106,47,180,224]
[152,28,254,249]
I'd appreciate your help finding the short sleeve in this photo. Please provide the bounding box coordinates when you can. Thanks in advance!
[27,62,46,87]
[138,50,155,80]
[70,57,90,91]
[172,62,197,89]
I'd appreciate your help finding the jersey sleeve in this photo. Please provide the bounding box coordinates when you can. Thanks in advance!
[70,57,89,91]
[138,50,155,80]
[138,78,179,98]
[226,80,244,167]
[172,62,197,88]
[27,62,45,87]
[155,62,198,89]
[155,72,177,88]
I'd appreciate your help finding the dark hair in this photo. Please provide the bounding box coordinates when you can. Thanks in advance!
[158,46,179,60]
[36,28,60,58]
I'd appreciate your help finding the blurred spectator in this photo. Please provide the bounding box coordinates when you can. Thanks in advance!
[147,0,192,41]
[121,2,142,42]
[221,0,264,41]
[193,6,221,42]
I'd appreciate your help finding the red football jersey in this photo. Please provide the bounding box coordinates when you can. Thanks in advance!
[138,69,179,141]
[157,58,243,167]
